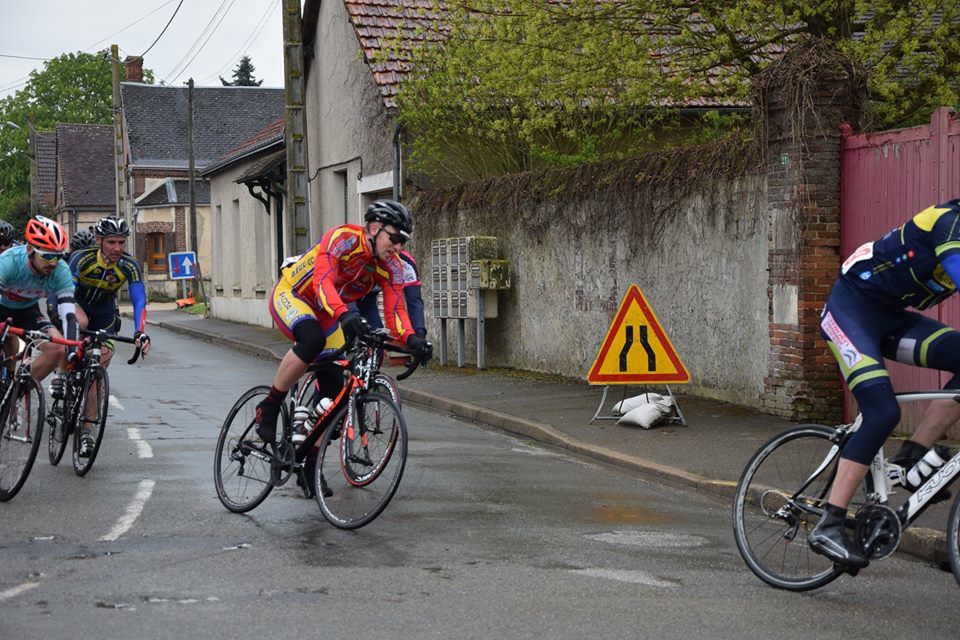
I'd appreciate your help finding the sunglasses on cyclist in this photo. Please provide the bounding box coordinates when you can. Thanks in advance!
[34,249,65,262]
[379,228,409,245]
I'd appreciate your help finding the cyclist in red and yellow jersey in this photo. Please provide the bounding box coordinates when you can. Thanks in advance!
[254,200,432,442]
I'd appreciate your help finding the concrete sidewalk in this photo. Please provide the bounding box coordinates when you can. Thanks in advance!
[133,306,952,566]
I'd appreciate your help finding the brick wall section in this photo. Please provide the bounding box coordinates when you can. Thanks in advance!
[760,54,862,422]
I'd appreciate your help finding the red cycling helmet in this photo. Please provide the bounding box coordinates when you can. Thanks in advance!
[25,215,68,253]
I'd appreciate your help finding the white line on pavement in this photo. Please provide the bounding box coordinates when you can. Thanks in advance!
[109,395,125,411]
[0,582,39,602]
[100,479,156,542]
[127,428,153,459]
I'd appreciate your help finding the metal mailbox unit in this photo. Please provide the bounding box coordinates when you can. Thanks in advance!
[430,236,510,368]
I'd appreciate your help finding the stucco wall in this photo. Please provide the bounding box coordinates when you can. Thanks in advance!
[412,173,770,407]
[306,0,396,236]
[207,166,277,328]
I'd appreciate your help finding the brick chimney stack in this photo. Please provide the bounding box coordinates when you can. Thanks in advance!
[124,56,143,83]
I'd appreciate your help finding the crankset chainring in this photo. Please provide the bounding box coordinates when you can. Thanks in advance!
[854,504,901,560]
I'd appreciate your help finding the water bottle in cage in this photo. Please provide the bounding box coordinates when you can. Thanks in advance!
[903,445,950,490]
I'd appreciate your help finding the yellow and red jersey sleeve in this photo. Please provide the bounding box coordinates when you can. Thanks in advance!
[377,257,415,343]
[311,225,367,318]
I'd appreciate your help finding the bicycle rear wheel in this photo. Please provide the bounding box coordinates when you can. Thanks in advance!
[0,378,45,501]
[73,367,109,477]
[315,392,407,529]
[214,385,275,513]
[732,424,852,591]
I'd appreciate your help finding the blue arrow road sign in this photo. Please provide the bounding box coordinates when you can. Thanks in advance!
[168,251,198,280]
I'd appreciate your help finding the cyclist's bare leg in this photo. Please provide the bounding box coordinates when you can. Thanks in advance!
[271,349,310,394]
[907,398,960,448]
[30,327,66,381]
[827,459,870,509]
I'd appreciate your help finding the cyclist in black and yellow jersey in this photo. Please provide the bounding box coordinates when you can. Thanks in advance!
[51,216,150,400]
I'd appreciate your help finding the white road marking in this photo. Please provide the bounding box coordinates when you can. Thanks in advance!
[569,569,679,587]
[0,582,39,602]
[127,428,153,459]
[586,531,708,548]
[109,395,125,411]
[100,479,155,542]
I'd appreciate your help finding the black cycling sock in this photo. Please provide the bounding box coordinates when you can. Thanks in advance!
[264,385,285,406]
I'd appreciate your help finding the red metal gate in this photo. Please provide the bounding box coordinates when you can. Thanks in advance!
[840,107,960,430]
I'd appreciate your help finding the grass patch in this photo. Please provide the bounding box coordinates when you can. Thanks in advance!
[182,302,207,315]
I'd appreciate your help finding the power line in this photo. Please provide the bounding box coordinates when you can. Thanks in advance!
[161,0,234,84]
[198,0,279,84]
[0,54,51,61]
[140,0,185,58]
[168,0,241,85]
[85,0,179,51]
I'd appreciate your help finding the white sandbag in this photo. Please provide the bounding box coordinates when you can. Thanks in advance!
[612,393,664,415]
[616,403,665,429]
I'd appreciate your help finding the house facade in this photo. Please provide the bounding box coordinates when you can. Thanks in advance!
[202,118,287,326]
[302,0,420,235]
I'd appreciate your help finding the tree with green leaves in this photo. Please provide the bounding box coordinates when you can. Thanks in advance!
[394,1,960,182]
[0,51,154,220]
[220,56,264,86]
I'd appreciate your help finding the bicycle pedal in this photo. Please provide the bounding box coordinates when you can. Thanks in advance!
[842,565,861,577]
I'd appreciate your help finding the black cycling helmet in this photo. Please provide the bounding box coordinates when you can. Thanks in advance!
[95,216,130,237]
[70,228,96,251]
[364,200,413,237]
[0,220,13,244]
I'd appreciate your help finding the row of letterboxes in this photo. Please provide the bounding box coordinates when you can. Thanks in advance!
[430,237,510,319]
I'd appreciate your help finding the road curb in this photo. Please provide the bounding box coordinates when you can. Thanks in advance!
[148,313,948,567]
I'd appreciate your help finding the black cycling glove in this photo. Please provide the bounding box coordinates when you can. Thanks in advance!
[340,311,370,342]
[406,334,433,364]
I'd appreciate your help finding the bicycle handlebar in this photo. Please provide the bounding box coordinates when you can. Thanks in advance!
[0,321,144,364]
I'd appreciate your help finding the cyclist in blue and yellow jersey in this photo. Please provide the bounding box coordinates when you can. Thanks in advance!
[54,216,150,401]
[253,200,432,444]
[810,198,960,568]
[0,216,79,384]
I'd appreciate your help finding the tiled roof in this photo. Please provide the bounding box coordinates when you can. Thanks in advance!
[343,0,444,110]
[56,124,115,209]
[135,177,210,207]
[34,131,57,201]
[202,117,285,176]
[120,83,285,169]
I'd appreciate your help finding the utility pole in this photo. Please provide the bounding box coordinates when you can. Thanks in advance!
[110,45,128,223]
[186,78,206,306]
[282,0,311,253]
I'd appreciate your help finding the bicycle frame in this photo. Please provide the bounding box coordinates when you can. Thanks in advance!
[802,390,960,528]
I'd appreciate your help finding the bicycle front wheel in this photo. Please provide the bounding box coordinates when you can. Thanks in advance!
[73,367,109,477]
[315,392,407,529]
[946,490,960,588]
[214,385,275,513]
[0,378,45,501]
[732,424,849,591]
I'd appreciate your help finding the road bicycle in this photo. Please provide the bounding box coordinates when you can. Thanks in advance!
[733,389,960,591]
[46,328,143,476]
[0,323,82,500]
[214,329,424,529]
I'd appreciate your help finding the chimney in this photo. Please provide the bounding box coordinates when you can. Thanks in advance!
[124,56,144,83]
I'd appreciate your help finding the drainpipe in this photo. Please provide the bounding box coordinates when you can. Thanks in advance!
[392,123,403,201]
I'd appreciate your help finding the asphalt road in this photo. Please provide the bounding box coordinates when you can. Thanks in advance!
[1,326,958,639]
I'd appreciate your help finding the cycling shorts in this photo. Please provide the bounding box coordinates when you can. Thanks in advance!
[269,279,347,353]
[0,302,53,333]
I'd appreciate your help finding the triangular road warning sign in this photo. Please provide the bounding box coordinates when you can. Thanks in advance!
[587,285,689,385]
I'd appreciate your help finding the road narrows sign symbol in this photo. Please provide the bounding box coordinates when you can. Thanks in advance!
[587,284,689,385]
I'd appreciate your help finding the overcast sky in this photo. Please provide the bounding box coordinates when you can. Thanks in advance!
[0,0,288,100]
